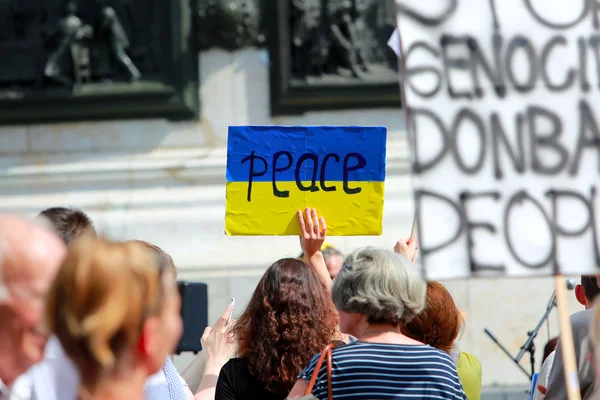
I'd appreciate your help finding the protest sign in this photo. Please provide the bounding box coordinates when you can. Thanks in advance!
[396,1,600,280]
[225,126,387,236]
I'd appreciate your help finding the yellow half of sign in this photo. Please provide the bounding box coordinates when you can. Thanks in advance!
[225,181,385,236]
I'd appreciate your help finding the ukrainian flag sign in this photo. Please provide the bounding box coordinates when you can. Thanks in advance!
[225,126,387,236]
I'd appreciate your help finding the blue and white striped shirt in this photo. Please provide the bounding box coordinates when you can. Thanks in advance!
[300,342,467,400]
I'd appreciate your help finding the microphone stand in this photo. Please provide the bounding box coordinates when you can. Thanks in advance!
[484,292,557,381]
[483,328,532,380]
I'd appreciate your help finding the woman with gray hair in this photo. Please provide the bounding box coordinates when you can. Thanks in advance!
[288,247,466,399]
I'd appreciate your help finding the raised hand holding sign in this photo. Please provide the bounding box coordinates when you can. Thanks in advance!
[298,208,327,259]
[297,208,331,288]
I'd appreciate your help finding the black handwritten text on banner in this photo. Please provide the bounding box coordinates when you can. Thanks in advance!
[396,0,600,279]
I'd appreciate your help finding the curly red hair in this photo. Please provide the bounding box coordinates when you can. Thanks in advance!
[234,258,338,396]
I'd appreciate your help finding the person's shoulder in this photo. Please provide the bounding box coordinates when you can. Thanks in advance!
[27,337,79,400]
[302,345,346,376]
[457,352,483,379]
[11,373,33,400]
[143,369,170,400]
[404,343,454,358]
[571,309,593,324]
[458,352,482,368]
[569,309,593,337]
[395,345,463,372]
[26,347,80,400]
[331,340,372,354]
[222,357,250,376]
[335,342,454,360]
[425,346,461,366]
[224,357,249,366]
[144,368,167,387]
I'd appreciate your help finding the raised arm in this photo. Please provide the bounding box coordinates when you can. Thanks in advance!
[394,236,418,263]
[298,208,331,290]
[191,303,237,400]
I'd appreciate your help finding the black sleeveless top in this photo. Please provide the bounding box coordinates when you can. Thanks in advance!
[215,357,282,400]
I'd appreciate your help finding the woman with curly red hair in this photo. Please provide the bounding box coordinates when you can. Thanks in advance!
[214,257,339,399]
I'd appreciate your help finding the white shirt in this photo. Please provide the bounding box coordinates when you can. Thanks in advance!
[143,366,191,400]
[533,351,555,400]
[13,336,183,400]
[9,337,78,400]
[0,378,11,400]
[3,375,34,400]
[10,376,33,400]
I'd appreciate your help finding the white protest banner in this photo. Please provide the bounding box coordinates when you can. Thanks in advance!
[396,1,600,280]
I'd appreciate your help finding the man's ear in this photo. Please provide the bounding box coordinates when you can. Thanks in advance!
[575,284,588,307]
[137,328,149,357]
[137,317,160,358]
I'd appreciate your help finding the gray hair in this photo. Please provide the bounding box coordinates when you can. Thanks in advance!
[332,247,426,325]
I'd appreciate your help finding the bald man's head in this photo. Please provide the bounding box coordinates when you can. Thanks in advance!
[0,214,66,385]
[0,215,66,300]
[322,247,344,280]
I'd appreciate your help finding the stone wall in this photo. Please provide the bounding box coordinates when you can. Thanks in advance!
[0,48,582,387]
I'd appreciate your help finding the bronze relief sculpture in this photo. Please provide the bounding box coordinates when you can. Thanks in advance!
[269,0,401,115]
[0,0,198,124]
[95,0,141,82]
[196,0,266,51]
[44,1,94,86]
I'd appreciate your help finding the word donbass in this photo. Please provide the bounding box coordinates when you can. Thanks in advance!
[413,100,600,179]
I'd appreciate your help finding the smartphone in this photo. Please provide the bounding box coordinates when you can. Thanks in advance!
[226,298,235,326]
[176,281,208,354]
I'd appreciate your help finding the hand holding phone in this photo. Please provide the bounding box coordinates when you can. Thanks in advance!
[200,300,238,367]
[394,215,418,263]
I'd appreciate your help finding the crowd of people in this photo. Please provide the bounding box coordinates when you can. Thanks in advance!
[1,206,599,399]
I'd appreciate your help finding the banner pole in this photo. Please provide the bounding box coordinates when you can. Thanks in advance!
[409,214,417,240]
[554,274,582,400]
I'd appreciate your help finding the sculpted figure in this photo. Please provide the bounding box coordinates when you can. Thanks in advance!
[44,2,93,86]
[291,0,328,79]
[95,0,141,81]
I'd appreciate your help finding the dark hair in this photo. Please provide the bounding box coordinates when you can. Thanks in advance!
[582,277,600,303]
[234,258,338,397]
[542,337,558,368]
[131,240,176,276]
[39,207,95,245]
